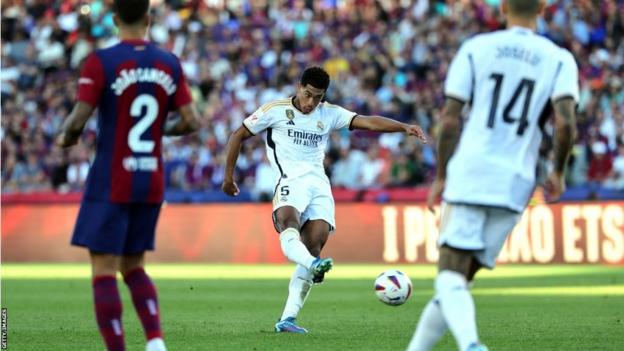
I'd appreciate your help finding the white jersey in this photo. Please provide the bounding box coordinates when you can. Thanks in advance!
[243,98,357,181]
[443,26,579,212]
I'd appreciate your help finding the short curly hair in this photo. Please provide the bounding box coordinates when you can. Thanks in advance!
[300,67,330,91]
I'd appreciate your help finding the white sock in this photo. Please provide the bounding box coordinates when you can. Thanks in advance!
[435,270,479,351]
[279,228,316,269]
[280,264,314,321]
[146,337,166,351]
[406,297,448,351]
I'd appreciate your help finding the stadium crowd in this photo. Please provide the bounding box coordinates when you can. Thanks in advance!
[1,0,623,201]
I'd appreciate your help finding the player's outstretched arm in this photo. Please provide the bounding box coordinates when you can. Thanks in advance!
[426,98,464,212]
[222,125,254,196]
[56,102,95,148]
[164,104,200,136]
[350,115,427,143]
[545,97,577,201]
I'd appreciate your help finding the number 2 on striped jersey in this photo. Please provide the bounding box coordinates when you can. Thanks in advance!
[129,94,159,153]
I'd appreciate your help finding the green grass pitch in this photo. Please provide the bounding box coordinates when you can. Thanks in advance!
[1,264,623,350]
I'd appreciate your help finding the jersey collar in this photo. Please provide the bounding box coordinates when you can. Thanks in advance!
[509,26,534,35]
[121,39,150,45]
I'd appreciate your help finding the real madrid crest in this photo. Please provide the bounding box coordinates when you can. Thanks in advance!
[317,120,324,131]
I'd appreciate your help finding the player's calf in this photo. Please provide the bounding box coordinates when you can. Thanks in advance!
[123,268,163,343]
[300,219,332,283]
[435,245,483,351]
[92,275,125,351]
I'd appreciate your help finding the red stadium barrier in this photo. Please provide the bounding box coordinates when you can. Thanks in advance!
[0,188,431,204]
[2,202,623,264]
[1,192,83,204]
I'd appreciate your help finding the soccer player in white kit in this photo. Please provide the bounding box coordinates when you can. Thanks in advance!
[222,67,426,333]
[407,1,578,350]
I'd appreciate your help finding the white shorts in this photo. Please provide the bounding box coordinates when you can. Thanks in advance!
[438,202,521,268]
[272,173,336,233]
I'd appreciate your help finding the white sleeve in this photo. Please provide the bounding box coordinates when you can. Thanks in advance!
[330,105,358,130]
[242,106,275,135]
[444,41,474,103]
[551,49,580,103]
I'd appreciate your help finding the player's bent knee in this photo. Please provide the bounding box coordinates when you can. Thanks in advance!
[120,253,145,275]
[276,219,300,233]
[90,252,120,277]
[300,221,330,257]
[274,207,301,232]
[437,245,474,278]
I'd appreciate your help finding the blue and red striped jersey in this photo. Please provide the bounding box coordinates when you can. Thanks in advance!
[76,40,192,203]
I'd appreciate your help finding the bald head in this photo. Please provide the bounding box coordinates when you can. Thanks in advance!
[506,0,542,17]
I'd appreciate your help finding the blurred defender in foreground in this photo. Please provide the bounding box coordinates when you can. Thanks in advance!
[407,1,578,350]
[57,0,199,349]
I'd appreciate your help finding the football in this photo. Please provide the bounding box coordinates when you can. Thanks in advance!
[374,270,413,306]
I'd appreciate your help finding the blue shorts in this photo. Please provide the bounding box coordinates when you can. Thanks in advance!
[71,200,162,255]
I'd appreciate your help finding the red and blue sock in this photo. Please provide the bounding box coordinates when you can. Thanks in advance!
[92,275,125,351]
[123,268,163,341]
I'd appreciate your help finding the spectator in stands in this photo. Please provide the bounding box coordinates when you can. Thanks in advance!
[359,145,387,189]
[605,144,624,190]
[184,152,209,191]
[588,141,613,187]
[43,145,68,191]
[332,147,367,190]
[66,147,90,192]
[390,152,414,187]
[252,154,275,202]
[1,154,19,193]
[5,152,50,193]
[389,150,426,187]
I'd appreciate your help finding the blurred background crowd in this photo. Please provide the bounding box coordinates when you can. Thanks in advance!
[1,0,623,201]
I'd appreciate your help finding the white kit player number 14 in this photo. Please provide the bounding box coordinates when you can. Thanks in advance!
[487,73,536,136]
